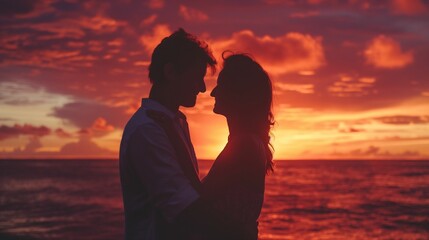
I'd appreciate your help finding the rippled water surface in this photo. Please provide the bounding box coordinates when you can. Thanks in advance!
[1,160,428,239]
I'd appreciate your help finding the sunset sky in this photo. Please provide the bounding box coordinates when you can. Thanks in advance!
[1,0,428,160]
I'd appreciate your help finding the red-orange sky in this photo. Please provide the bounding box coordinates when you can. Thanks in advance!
[1,0,429,160]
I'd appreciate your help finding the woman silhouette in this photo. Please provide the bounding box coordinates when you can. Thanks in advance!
[201,53,275,239]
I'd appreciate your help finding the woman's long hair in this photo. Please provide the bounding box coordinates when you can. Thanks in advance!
[222,52,275,174]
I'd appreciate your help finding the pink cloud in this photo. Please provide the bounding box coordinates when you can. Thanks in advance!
[52,101,128,130]
[0,33,32,50]
[391,0,428,15]
[78,15,126,33]
[6,15,126,41]
[0,48,99,71]
[147,0,164,9]
[67,41,86,48]
[364,35,414,69]
[211,30,325,75]
[264,0,296,5]
[179,5,209,21]
[55,128,74,138]
[139,24,172,55]
[88,40,104,52]
[289,11,320,18]
[30,22,86,40]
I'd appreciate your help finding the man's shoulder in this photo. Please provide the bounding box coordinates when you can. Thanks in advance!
[122,108,165,141]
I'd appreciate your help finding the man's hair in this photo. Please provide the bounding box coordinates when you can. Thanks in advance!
[148,28,217,85]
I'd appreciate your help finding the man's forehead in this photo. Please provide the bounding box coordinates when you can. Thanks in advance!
[184,60,207,73]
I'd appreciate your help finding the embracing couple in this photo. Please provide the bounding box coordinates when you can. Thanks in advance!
[119,28,274,240]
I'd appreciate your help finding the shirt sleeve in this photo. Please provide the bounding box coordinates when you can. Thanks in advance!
[126,122,199,222]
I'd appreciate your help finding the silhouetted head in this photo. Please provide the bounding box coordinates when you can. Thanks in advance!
[211,53,275,173]
[149,28,216,107]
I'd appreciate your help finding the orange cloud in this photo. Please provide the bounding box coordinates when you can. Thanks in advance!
[140,14,158,26]
[134,61,150,67]
[364,35,413,69]
[211,30,325,75]
[107,38,124,47]
[140,24,172,55]
[328,75,377,97]
[12,136,43,154]
[374,115,429,125]
[331,145,422,159]
[337,122,364,133]
[91,117,115,132]
[391,0,428,15]
[179,5,209,21]
[276,83,315,94]
[147,0,164,9]
[59,135,113,157]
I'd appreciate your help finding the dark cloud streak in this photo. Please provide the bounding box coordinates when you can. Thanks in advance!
[0,124,50,140]
[0,0,39,16]
[51,101,129,129]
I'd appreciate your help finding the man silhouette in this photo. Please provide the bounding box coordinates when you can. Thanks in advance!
[119,29,216,239]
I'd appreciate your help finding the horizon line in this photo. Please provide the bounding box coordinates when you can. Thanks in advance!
[1,158,429,161]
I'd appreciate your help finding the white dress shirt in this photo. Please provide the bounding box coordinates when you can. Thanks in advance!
[119,98,199,240]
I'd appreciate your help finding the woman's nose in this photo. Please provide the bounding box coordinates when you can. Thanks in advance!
[210,86,217,97]
[199,79,206,93]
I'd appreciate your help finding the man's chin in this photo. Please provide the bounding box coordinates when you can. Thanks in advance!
[181,99,197,108]
[182,104,196,108]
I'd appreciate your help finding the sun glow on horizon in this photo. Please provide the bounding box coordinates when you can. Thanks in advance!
[1,0,429,160]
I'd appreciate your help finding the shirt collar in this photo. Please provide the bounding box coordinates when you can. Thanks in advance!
[141,98,186,120]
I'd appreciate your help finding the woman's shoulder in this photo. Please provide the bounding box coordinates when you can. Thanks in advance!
[229,134,265,153]
[228,134,267,168]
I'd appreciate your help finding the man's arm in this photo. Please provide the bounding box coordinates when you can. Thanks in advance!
[126,122,199,222]
[127,122,254,237]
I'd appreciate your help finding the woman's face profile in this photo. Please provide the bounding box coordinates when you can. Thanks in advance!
[211,69,235,116]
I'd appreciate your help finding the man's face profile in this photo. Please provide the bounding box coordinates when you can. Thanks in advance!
[174,61,207,108]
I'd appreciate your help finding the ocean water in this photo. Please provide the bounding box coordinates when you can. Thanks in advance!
[0,160,428,240]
